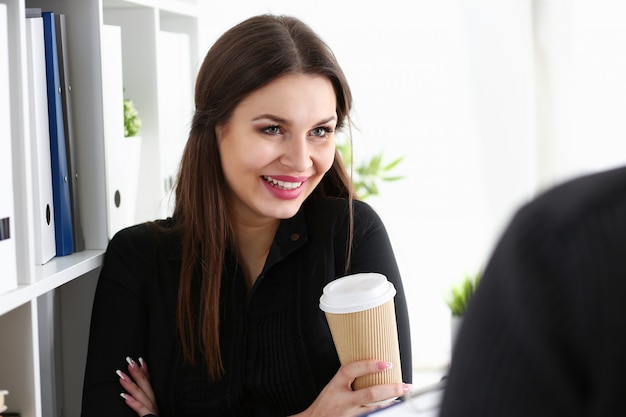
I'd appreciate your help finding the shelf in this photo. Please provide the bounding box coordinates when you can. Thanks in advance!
[159,0,197,17]
[0,0,198,413]
[103,0,198,17]
[0,250,105,316]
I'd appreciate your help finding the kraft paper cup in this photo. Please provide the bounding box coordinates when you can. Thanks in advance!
[319,273,402,404]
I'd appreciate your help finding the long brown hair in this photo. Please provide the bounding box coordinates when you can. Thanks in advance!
[172,14,354,378]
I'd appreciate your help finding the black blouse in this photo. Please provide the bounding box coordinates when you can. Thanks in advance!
[81,197,412,416]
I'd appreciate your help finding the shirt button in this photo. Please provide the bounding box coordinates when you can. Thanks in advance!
[290,233,300,241]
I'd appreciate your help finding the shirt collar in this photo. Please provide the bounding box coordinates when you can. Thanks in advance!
[264,206,309,271]
[165,204,310,265]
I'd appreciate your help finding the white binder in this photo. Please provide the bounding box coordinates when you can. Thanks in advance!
[25,15,57,265]
[0,3,18,294]
[101,25,137,238]
[157,30,193,216]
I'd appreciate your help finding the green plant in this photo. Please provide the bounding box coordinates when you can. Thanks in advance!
[336,139,404,200]
[446,270,482,316]
[123,97,141,137]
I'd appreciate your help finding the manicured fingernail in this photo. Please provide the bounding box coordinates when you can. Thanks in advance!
[376,361,393,371]
[126,356,136,368]
[402,383,413,393]
[116,370,126,380]
[139,357,145,368]
[120,393,129,401]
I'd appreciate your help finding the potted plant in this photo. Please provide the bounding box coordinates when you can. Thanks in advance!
[446,270,481,347]
[123,97,141,138]
[336,138,404,200]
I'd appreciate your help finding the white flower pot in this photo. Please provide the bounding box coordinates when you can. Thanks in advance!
[450,315,464,349]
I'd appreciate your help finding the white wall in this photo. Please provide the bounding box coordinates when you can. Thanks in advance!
[534,0,626,188]
[196,0,626,369]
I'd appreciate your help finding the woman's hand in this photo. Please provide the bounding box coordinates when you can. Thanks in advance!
[294,359,412,417]
[117,357,159,417]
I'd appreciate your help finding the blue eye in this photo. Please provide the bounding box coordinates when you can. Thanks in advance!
[262,125,282,135]
[311,126,334,138]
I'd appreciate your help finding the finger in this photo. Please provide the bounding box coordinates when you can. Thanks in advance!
[352,382,412,407]
[120,392,156,417]
[117,370,157,413]
[139,357,150,375]
[336,359,393,385]
[126,357,157,404]
[335,360,413,407]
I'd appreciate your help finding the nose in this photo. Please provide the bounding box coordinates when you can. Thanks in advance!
[279,134,313,172]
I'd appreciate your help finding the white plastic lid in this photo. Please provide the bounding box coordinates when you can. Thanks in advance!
[319,273,396,314]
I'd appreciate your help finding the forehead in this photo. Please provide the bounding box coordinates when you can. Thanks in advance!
[233,73,337,123]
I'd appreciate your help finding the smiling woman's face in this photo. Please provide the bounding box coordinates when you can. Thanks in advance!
[217,73,338,225]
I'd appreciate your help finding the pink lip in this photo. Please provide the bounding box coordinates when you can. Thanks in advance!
[261,175,309,200]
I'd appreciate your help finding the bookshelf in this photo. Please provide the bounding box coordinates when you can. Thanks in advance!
[0,0,198,416]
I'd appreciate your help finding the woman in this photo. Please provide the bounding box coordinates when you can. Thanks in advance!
[81,14,412,417]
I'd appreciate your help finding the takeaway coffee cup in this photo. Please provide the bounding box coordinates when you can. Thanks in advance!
[319,273,402,396]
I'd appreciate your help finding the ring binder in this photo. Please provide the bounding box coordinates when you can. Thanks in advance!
[42,11,75,256]
[25,12,57,265]
[0,2,18,295]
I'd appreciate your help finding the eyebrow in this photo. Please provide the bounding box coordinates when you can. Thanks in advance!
[252,114,338,126]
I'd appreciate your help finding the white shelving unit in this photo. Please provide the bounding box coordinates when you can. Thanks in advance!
[0,0,198,415]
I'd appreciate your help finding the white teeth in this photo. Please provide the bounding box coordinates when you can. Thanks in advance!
[264,176,303,190]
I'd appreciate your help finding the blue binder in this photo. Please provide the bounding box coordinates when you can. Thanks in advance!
[42,11,74,256]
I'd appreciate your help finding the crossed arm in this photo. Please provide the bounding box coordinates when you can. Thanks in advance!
[117,357,411,417]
